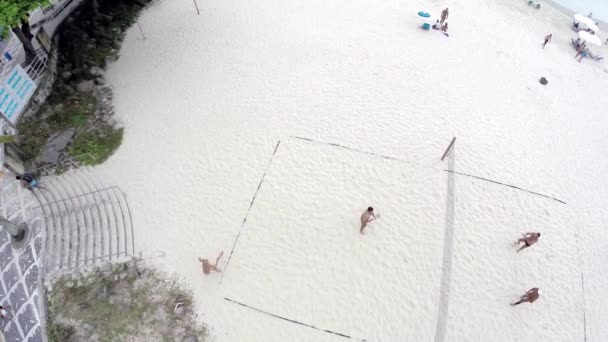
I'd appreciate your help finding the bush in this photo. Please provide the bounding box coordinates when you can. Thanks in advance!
[47,322,75,342]
[69,128,123,165]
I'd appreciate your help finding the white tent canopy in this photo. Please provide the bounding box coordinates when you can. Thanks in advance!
[578,30,602,47]
[573,13,599,33]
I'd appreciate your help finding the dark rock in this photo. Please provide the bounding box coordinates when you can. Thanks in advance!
[539,77,548,85]
[105,54,118,65]
[64,84,76,94]
[100,261,112,273]
[77,302,91,311]
[96,286,109,300]
[77,80,96,93]
[174,305,185,316]
[90,66,103,77]
[37,129,76,164]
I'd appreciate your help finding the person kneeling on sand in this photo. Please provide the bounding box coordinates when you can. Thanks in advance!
[511,287,541,306]
[360,207,377,234]
[515,232,540,253]
[198,251,224,274]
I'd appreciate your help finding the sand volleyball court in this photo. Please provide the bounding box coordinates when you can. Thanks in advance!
[95,0,608,339]
[446,176,582,340]
[217,137,583,341]
[220,137,447,341]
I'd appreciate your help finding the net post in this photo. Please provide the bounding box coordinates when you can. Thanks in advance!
[441,137,456,161]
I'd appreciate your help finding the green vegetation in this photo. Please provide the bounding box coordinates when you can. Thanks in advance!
[47,260,207,342]
[0,0,50,64]
[58,0,148,73]
[0,135,15,144]
[47,322,75,342]
[0,0,49,37]
[15,0,151,168]
[17,96,96,161]
[69,127,123,165]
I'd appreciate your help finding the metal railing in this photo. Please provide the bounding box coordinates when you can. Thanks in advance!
[26,165,134,273]
[25,49,50,82]
[25,152,97,176]
[31,0,78,31]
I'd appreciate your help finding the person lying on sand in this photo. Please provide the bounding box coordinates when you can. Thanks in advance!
[198,251,224,274]
[360,207,377,234]
[511,288,541,306]
[515,232,540,253]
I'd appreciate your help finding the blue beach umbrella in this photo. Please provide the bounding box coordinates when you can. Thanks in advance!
[418,11,430,18]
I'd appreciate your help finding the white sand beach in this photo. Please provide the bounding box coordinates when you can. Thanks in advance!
[95,0,608,340]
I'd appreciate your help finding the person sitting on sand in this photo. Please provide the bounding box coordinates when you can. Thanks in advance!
[198,251,224,274]
[432,19,441,30]
[511,288,542,306]
[360,207,376,234]
[515,232,540,253]
[441,22,448,33]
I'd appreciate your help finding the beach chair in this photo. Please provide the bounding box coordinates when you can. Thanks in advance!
[422,23,431,30]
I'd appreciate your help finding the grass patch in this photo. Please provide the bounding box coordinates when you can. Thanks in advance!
[50,269,151,340]
[69,127,123,165]
[14,0,147,167]
[47,322,75,342]
[47,260,207,341]
[16,96,96,161]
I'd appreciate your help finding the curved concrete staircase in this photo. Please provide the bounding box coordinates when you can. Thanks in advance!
[31,166,134,272]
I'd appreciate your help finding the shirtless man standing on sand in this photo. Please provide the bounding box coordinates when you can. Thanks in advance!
[515,232,540,253]
[511,287,542,306]
[360,207,376,234]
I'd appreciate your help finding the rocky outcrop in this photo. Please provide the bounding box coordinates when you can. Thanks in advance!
[46,259,208,342]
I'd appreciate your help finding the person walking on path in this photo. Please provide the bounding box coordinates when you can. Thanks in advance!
[515,232,540,253]
[16,173,46,191]
[440,8,449,24]
[511,288,542,306]
[0,305,9,319]
[360,207,377,234]
[542,34,552,48]
[198,251,224,274]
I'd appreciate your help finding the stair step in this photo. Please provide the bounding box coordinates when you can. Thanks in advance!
[31,167,134,273]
